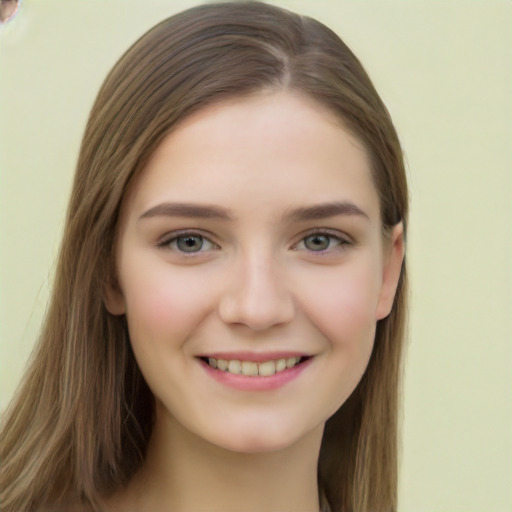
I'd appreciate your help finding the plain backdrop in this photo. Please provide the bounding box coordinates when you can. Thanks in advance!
[1,1,511,510]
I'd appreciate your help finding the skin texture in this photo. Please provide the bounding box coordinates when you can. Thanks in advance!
[105,91,404,512]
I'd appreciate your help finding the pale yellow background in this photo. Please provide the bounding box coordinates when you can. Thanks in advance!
[1,1,510,510]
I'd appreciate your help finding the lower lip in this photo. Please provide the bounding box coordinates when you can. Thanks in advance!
[199,358,313,391]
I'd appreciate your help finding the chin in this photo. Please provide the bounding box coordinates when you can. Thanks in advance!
[219,436,290,454]
[208,421,320,455]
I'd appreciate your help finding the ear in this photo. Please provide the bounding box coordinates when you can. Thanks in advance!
[104,276,126,315]
[375,222,405,320]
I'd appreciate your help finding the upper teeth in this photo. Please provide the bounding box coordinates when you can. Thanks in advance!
[207,357,301,377]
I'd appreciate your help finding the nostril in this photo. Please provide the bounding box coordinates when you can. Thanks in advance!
[218,288,296,331]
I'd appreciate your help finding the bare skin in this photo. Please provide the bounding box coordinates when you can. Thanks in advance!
[104,91,404,512]
[108,412,323,512]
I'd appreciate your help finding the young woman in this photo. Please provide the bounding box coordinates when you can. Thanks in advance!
[0,2,408,511]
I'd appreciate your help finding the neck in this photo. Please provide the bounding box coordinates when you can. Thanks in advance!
[111,405,324,512]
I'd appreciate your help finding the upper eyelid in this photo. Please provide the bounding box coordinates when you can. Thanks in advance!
[155,227,352,250]
[157,229,217,244]
[291,227,353,245]
[156,230,220,255]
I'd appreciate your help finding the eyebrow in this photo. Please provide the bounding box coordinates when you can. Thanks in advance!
[283,201,370,223]
[139,202,235,221]
[138,200,369,223]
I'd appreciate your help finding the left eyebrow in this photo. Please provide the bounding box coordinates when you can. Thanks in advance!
[283,201,370,223]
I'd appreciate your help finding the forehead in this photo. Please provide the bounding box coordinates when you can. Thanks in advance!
[123,91,380,222]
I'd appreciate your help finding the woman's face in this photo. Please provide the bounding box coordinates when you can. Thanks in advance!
[106,91,404,453]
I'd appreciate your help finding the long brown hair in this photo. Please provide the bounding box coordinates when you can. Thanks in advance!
[0,2,408,511]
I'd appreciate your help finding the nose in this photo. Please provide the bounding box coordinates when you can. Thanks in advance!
[218,251,295,331]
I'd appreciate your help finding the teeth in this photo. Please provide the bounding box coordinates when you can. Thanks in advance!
[227,360,241,374]
[286,357,298,368]
[205,356,302,376]
[217,359,228,371]
[275,358,287,372]
[258,360,276,376]
[241,361,259,376]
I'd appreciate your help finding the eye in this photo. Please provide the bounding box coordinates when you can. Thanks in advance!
[294,231,349,253]
[158,232,219,254]
[303,234,332,251]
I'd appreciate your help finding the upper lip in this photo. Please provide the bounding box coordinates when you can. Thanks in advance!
[197,351,312,362]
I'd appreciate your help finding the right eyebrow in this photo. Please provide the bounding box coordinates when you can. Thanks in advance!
[138,202,235,222]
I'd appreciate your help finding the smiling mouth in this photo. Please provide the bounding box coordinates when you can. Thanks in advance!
[199,356,310,377]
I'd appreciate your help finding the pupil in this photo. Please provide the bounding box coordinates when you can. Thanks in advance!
[178,235,203,252]
[305,234,329,251]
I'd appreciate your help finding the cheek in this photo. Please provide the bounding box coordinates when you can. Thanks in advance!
[119,256,215,347]
[296,258,382,350]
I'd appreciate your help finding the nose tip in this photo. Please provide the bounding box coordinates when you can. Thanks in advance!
[218,257,295,331]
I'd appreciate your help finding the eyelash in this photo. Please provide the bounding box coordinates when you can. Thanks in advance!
[157,230,219,255]
[292,230,352,254]
[156,229,352,256]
